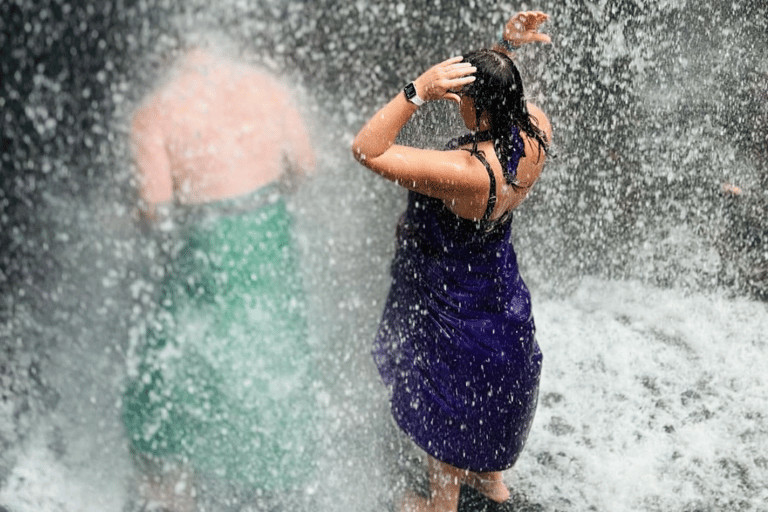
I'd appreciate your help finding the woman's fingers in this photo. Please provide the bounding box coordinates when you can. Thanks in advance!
[441,73,475,104]
[452,74,476,85]
[414,56,475,102]
[446,63,475,78]
[518,11,549,29]
[441,55,466,66]
[433,60,475,83]
[504,11,551,44]
[441,58,473,76]
[530,33,552,44]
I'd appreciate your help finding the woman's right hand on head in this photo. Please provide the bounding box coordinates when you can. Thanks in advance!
[413,56,476,104]
[503,11,551,47]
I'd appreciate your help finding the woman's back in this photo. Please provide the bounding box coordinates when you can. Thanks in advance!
[351,11,552,510]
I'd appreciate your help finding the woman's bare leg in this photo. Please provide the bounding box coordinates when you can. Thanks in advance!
[399,455,511,512]
[400,456,466,512]
[466,470,510,503]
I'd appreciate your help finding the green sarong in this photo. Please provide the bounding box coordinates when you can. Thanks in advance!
[123,185,316,490]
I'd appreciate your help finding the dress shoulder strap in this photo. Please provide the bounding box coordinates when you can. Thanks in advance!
[462,148,496,223]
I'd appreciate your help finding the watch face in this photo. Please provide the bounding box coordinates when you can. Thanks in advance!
[404,82,417,99]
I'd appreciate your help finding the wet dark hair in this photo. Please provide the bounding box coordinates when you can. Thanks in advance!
[461,49,549,184]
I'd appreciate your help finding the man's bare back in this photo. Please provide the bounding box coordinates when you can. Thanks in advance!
[131,49,314,211]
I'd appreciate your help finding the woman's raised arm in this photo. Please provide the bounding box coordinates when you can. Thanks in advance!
[351,57,485,201]
[351,56,474,162]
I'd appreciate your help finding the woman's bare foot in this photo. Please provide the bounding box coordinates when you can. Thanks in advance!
[467,471,510,503]
[397,457,512,512]
[399,456,465,512]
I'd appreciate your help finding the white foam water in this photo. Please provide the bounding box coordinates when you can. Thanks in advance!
[2,277,766,512]
[2,1,765,511]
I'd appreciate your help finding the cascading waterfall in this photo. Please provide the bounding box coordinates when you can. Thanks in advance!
[1,1,766,511]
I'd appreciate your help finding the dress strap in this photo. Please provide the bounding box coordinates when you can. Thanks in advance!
[462,148,496,223]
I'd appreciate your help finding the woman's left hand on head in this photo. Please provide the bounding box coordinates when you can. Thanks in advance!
[413,56,476,104]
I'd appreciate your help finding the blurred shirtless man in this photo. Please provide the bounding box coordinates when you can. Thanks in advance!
[123,48,318,512]
[131,48,314,217]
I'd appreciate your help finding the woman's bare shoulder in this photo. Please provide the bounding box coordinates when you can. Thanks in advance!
[526,102,552,141]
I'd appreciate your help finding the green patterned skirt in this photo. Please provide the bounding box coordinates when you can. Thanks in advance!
[123,186,316,490]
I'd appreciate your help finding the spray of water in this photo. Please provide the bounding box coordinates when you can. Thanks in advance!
[1,0,766,511]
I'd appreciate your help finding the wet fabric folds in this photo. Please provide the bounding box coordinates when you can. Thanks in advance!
[122,184,316,490]
[373,133,542,472]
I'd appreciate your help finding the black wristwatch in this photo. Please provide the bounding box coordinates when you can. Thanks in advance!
[403,82,425,106]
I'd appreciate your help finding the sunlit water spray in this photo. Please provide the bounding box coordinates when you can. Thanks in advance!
[1,0,766,511]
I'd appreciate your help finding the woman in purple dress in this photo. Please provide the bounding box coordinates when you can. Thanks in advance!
[352,11,552,512]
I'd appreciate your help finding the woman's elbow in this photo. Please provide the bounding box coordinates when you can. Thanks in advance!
[351,140,364,163]
[351,139,372,166]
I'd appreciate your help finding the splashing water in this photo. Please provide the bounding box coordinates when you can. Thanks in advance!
[2,0,766,511]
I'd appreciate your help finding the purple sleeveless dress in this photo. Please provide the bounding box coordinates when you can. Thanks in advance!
[373,129,542,472]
